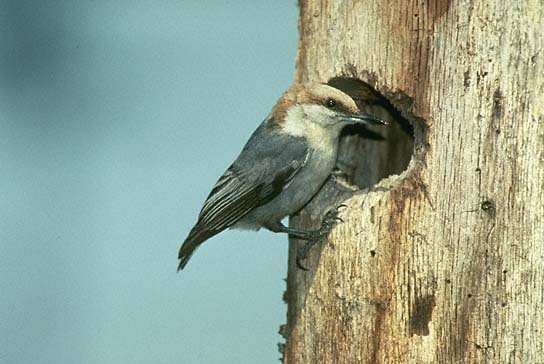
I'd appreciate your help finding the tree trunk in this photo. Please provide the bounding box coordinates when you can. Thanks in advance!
[281,1,544,363]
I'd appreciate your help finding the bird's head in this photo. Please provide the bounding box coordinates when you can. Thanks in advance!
[272,83,387,138]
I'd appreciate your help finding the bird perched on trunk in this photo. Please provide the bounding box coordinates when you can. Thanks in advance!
[178,83,387,271]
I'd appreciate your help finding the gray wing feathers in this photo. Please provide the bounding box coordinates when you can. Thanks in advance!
[199,170,252,227]
[177,120,308,271]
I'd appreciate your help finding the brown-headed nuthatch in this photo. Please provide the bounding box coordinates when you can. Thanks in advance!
[178,83,387,271]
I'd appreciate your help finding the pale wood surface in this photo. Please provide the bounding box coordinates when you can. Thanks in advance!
[282,1,544,363]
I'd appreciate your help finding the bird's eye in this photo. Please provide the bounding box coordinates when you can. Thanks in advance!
[325,98,336,108]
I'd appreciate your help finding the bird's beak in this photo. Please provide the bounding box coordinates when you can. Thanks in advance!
[341,112,388,126]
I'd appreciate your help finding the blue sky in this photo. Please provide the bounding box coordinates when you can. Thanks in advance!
[0,1,298,363]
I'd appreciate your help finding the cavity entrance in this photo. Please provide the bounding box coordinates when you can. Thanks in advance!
[328,77,416,190]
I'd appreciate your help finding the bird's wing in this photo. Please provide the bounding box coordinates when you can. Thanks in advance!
[197,158,303,231]
[178,121,308,270]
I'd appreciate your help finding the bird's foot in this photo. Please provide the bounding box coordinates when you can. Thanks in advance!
[296,204,347,270]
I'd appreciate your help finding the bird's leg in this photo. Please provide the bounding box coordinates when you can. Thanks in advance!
[295,205,346,270]
[264,221,315,240]
[265,205,347,270]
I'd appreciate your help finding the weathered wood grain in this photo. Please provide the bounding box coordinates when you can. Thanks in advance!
[282,1,544,363]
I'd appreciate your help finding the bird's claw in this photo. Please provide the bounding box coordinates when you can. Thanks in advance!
[296,254,309,271]
[295,204,347,271]
[319,205,346,234]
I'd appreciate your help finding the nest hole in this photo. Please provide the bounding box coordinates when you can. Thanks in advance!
[328,77,418,190]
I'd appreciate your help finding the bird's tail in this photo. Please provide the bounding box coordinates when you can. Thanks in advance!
[177,226,217,271]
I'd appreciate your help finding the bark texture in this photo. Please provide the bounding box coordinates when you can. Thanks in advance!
[282,1,544,363]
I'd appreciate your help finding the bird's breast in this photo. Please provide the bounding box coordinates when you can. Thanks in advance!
[272,146,338,215]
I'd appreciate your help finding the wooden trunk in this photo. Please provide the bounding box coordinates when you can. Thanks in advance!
[282,1,544,363]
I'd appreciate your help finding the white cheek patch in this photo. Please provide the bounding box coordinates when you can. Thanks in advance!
[282,105,308,137]
[282,104,336,152]
[301,104,336,124]
[283,104,335,136]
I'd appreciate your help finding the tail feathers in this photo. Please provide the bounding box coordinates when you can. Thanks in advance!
[177,226,217,271]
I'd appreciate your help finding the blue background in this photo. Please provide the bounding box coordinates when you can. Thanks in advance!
[0,1,298,363]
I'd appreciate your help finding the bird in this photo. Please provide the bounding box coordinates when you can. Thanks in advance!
[178,83,387,271]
